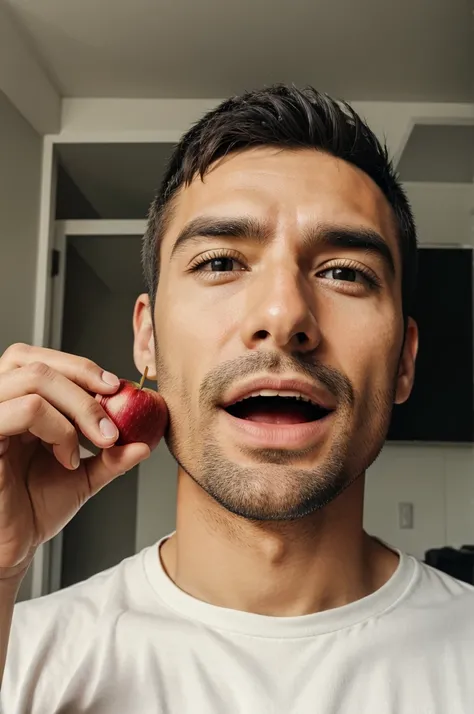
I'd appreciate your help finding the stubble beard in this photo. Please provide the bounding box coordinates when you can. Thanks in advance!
[157,349,397,524]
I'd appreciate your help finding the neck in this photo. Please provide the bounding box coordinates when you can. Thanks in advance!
[160,470,399,617]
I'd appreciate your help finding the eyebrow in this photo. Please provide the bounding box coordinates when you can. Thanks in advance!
[307,226,396,276]
[170,216,271,259]
[170,215,395,276]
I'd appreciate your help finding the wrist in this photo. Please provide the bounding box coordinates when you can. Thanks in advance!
[0,549,36,586]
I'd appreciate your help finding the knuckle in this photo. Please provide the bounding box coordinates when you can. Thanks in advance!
[79,358,100,381]
[20,393,44,419]
[63,422,77,442]
[25,361,53,382]
[2,342,29,361]
[81,395,104,421]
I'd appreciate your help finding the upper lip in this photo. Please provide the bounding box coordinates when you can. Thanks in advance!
[221,376,338,411]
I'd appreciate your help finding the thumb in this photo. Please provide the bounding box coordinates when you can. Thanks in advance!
[82,442,151,496]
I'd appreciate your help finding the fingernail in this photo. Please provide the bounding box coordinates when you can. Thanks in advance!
[71,448,80,470]
[100,418,118,440]
[102,371,120,387]
[0,437,10,456]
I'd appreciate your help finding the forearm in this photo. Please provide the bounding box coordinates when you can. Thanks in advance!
[0,576,22,688]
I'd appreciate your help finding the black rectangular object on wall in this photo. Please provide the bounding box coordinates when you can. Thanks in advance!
[387,247,474,443]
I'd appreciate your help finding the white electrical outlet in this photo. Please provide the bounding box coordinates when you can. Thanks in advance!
[399,502,414,529]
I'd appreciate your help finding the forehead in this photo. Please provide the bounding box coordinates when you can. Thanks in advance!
[162,147,398,254]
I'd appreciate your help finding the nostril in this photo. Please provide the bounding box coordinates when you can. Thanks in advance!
[253,330,309,345]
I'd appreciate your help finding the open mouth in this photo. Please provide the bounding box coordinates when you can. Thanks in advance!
[224,393,332,425]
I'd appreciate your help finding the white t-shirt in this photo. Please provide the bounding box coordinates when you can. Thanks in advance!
[2,534,474,714]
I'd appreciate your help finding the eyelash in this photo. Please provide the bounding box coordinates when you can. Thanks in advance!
[322,260,381,289]
[188,249,381,289]
[188,250,245,279]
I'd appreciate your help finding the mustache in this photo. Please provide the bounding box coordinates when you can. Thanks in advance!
[199,352,354,409]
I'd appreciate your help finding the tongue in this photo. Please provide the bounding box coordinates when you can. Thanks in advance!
[231,397,315,424]
[248,410,308,424]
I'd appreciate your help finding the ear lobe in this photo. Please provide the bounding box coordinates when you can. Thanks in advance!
[394,317,418,405]
[133,293,157,380]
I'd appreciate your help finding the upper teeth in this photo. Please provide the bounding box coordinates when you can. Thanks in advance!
[235,389,317,405]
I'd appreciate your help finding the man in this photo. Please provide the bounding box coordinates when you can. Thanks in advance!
[0,85,473,713]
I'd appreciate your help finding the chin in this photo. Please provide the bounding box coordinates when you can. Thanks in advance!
[203,470,354,523]
[189,432,353,522]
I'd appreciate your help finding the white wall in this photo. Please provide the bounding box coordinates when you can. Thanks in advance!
[0,1,60,135]
[135,441,177,552]
[0,91,42,600]
[0,91,42,355]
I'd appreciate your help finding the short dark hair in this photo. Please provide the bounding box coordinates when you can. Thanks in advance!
[142,84,417,319]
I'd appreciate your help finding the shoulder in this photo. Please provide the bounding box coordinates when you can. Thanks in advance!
[2,545,156,711]
[11,543,157,637]
[12,548,141,626]
[400,556,474,633]
[415,559,474,603]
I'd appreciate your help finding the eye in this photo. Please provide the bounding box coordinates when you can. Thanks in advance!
[317,262,381,290]
[200,257,241,272]
[188,250,247,275]
[320,267,362,283]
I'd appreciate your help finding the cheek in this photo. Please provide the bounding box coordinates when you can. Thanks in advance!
[321,299,401,394]
[174,299,230,352]
[170,273,241,351]
[156,293,232,406]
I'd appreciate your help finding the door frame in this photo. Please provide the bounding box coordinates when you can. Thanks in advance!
[32,218,146,597]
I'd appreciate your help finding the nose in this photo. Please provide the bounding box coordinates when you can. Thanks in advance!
[240,267,322,354]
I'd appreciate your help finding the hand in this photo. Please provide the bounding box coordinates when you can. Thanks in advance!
[0,343,160,580]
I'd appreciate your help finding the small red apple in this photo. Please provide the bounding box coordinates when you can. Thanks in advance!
[96,368,168,452]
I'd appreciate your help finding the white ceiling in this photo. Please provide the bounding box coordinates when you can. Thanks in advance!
[5,0,474,102]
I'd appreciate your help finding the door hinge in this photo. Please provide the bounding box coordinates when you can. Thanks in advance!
[51,249,60,278]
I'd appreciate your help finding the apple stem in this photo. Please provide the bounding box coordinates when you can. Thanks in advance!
[139,366,149,390]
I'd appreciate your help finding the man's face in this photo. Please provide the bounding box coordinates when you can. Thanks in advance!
[150,148,417,521]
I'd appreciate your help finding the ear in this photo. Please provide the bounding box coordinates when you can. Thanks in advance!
[133,293,157,381]
[394,317,419,405]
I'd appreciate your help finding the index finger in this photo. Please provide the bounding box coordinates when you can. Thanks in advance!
[0,343,120,394]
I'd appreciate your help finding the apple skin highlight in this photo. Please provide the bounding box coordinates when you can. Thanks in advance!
[97,378,168,452]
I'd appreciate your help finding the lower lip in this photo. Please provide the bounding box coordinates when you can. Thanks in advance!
[219,409,334,450]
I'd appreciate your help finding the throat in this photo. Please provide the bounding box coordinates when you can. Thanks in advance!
[225,396,329,424]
